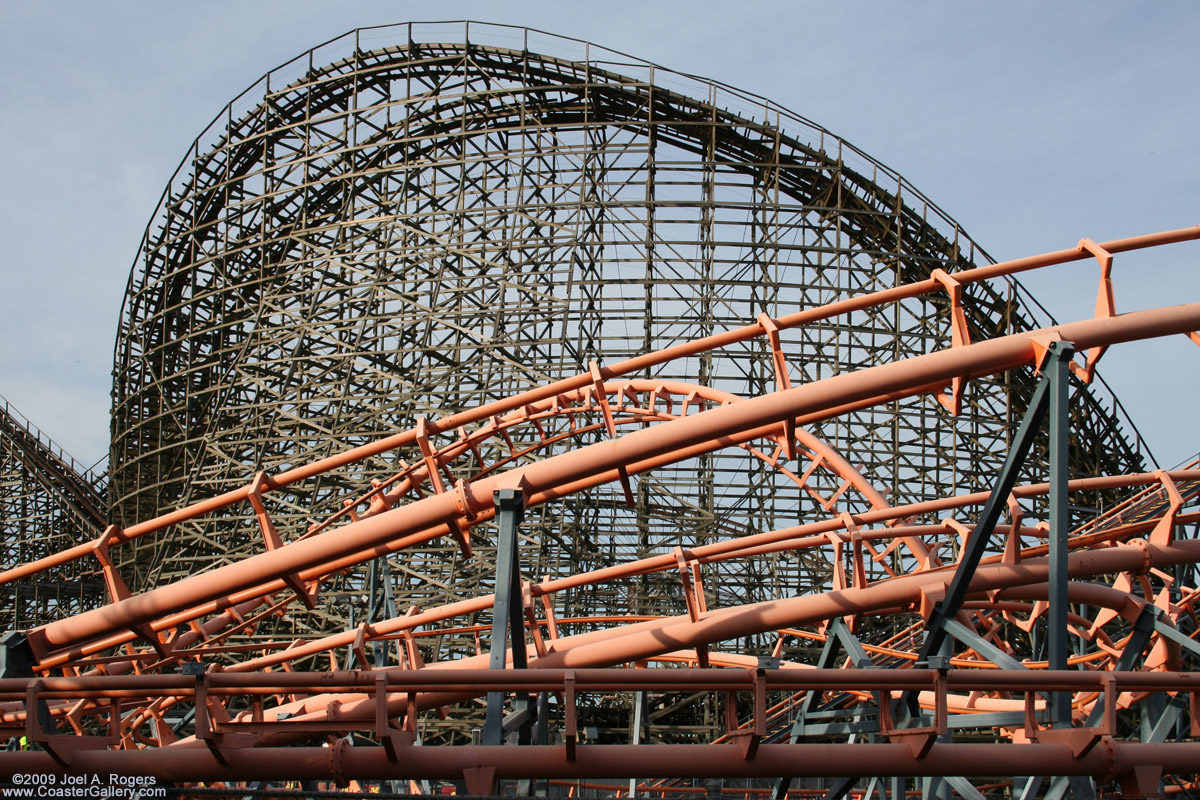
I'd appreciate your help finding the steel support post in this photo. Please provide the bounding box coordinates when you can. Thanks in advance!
[1153,612,1200,661]
[774,619,874,799]
[776,619,879,800]
[1047,342,1074,727]
[1145,694,1187,743]
[531,692,551,797]
[483,489,531,747]
[1015,776,1044,800]
[921,775,950,800]
[1081,608,1156,727]
[1,631,54,737]
[0,632,34,678]
[1046,775,1097,800]
[822,776,857,800]
[944,776,987,800]
[628,690,649,798]
[922,640,953,800]
[367,555,398,668]
[905,347,1061,714]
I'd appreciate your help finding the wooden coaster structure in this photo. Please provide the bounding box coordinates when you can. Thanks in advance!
[106,23,1151,642]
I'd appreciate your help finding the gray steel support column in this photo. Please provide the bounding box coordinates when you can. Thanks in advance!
[1046,775,1097,800]
[1,631,54,735]
[1078,607,1156,727]
[533,692,551,797]
[1141,691,1167,743]
[1015,776,1044,800]
[1152,612,1200,661]
[921,775,950,800]
[484,489,530,747]
[628,690,649,798]
[944,776,986,800]
[821,776,856,800]
[1047,342,1074,727]
[367,555,398,668]
[942,618,1027,671]
[775,618,877,800]
[905,361,1056,714]
[1145,694,1187,743]
[921,641,953,800]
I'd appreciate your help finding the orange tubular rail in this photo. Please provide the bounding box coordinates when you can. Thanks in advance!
[2,226,1194,586]
[25,300,1200,657]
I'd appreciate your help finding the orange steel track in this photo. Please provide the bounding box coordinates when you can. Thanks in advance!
[2,228,1200,796]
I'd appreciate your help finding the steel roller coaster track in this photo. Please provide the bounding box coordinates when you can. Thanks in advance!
[1,228,1199,798]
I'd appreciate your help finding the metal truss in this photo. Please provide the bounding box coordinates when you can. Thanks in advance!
[1,225,1199,797]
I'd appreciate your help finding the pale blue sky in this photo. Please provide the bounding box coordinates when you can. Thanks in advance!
[1,0,1197,469]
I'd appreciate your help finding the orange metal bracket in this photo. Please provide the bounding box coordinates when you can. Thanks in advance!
[759,313,797,460]
[931,269,971,415]
[1075,238,1116,384]
[248,472,317,610]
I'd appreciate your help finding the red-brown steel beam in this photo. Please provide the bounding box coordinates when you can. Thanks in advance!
[6,666,1200,699]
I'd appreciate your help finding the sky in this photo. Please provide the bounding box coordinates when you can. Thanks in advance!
[0,1,1197,472]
